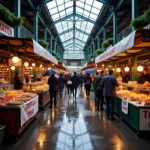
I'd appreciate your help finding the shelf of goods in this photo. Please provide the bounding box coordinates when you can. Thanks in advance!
[0,64,8,80]
[115,81,150,135]
[24,66,33,76]
[23,82,50,109]
[0,90,39,140]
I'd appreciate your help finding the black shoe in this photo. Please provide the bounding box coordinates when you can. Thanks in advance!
[54,105,57,108]
[106,116,109,119]
[97,108,100,111]
[100,108,104,110]
[110,117,116,120]
[49,105,52,108]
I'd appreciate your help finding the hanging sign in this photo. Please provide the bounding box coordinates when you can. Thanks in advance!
[95,31,136,63]
[140,109,150,131]
[0,20,14,37]
[20,96,39,126]
[122,99,128,114]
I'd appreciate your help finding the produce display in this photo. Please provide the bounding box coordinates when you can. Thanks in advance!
[0,90,37,106]
[22,82,49,92]
[117,90,150,105]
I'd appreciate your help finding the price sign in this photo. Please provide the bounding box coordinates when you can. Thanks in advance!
[122,99,128,114]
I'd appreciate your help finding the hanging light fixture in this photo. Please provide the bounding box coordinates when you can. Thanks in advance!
[32,63,35,67]
[12,56,19,63]
[137,65,143,72]
[117,68,121,72]
[124,67,130,72]
[24,62,29,67]
[11,66,15,70]
[40,64,43,68]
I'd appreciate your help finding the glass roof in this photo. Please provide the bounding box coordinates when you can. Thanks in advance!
[46,0,103,57]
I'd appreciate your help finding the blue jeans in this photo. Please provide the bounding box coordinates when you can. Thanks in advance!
[59,88,64,97]
[105,96,115,118]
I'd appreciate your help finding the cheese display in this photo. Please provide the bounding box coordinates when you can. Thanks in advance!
[0,90,37,105]
[22,82,49,92]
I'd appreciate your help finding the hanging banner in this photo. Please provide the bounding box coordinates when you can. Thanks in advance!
[0,20,14,37]
[95,31,136,63]
[33,40,58,65]
[20,96,39,126]
[122,99,128,114]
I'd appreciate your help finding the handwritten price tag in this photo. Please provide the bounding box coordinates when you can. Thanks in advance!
[141,102,145,106]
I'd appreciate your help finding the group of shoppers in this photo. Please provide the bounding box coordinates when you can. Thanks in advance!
[93,70,119,120]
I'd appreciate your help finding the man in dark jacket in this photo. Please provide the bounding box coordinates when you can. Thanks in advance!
[14,73,23,90]
[58,73,66,98]
[138,68,150,84]
[94,70,104,111]
[71,72,79,99]
[84,73,92,98]
[48,74,58,108]
[101,70,119,120]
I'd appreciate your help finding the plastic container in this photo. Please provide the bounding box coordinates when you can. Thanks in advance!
[0,125,5,146]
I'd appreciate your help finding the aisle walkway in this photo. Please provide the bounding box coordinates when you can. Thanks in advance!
[1,89,150,150]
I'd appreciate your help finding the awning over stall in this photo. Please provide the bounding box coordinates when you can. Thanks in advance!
[0,36,58,65]
[81,62,95,71]
[95,30,150,64]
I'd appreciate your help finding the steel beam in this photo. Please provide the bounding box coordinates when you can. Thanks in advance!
[132,0,138,31]
[59,28,89,36]
[96,0,109,5]
[113,11,118,44]
[63,38,85,44]
[34,10,39,41]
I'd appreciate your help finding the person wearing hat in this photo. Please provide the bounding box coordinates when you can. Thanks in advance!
[94,70,104,111]
[138,68,150,84]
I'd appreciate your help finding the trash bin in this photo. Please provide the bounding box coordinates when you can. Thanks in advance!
[0,125,5,146]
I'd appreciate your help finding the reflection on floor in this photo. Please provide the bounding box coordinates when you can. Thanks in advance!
[1,88,150,150]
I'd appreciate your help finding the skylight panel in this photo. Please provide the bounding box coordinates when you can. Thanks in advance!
[65,1,73,8]
[76,7,84,14]
[84,4,91,11]
[59,11,66,17]
[85,0,93,5]
[50,7,58,15]
[76,1,84,8]
[93,1,103,9]
[83,10,90,17]
[56,0,64,5]
[91,7,100,15]
[47,1,56,9]
[66,7,73,15]
[58,4,65,11]
[89,13,97,21]
[52,14,59,20]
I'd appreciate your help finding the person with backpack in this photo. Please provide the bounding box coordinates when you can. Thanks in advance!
[58,73,66,98]
[84,73,92,98]
[66,74,72,96]
[94,70,104,111]
[71,72,80,99]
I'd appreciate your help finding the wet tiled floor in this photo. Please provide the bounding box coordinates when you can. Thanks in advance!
[1,88,150,150]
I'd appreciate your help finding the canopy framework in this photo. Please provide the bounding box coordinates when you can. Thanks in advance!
[46,0,103,59]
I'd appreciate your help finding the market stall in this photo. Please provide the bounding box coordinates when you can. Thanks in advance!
[23,82,49,109]
[0,90,38,140]
[116,82,150,135]
[57,62,68,71]
[95,29,150,134]
[0,36,58,84]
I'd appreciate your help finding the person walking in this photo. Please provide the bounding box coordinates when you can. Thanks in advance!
[14,73,23,90]
[94,70,104,111]
[58,73,66,98]
[101,70,119,120]
[48,74,58,108]
[71,72,80,99]
[66,74,72,96]
[93,72,99,105]
[84,73,92,98]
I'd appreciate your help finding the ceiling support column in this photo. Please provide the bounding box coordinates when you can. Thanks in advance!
[93,39,95,60]
[14,0,21,38]
[50,36,53,53]
[44,27,47,41]
[132,56,137,81]
[132,0,138,31]
[97,37,100,50]
[113,11,118,45]
[34,10,39,41]
[103,27,107,51]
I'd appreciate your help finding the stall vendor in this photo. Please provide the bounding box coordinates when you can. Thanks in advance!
[138,68,150,84]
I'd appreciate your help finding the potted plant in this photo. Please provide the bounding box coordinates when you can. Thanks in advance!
[0,7,24,27]
[52,51,57,56]
[102,38,113,48]
[131,8,150,29]
[95,49,104,55]
[0,125,5,146]
[38,40,49,48]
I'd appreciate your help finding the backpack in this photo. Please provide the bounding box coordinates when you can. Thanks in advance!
[86,78,91,85]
